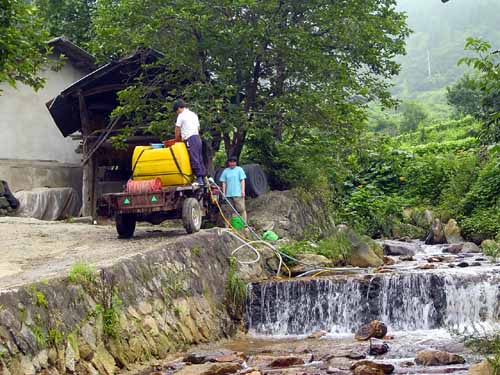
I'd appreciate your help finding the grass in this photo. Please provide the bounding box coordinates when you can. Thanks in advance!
[68,262,97,285]
[225,257,247,311]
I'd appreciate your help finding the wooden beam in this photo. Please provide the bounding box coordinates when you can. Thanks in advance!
[80,84,127,97]
[78,92,96,219]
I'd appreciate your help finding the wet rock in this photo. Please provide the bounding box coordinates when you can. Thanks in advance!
[351,360,395,374]
[457,262,469,268]
[400,255,415,261]
[268,355,305,368]
[291,253,332,274]
[400,361,415,367]
[375,268,394,274]
[415,349,465,366]
[308,330,328,339]
[417,264,435,270]
[174,362,241,375]
[468,359,493,375]
[184,349,236,364]
[381,241,419,256]
[425,219,446,245]
[383,257,397,265]
[444,219,464,244]
[340,227,383,268]
[355,320,387,341]
[471,262,481,267]
[444,242,481,254]
[346,352,367,360]
[354,365,385,375]
[327,367,350,375]
[369,338,389,356]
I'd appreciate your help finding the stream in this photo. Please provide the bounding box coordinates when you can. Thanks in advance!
[143,241,500,374]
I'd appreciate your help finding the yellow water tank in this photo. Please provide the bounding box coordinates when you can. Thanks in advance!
[131,143,194,186]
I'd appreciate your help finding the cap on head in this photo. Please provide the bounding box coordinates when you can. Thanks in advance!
[173,99,186,113]
[227,156,238,163]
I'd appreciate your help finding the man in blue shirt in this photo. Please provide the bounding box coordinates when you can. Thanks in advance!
[220,156,247,225]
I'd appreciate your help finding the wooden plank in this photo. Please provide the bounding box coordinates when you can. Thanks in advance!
[79,92,96,219]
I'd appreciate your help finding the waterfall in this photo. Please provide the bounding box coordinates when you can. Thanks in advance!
[246,271,500,336]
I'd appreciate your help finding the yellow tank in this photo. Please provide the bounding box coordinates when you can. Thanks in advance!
[131,143,194,186]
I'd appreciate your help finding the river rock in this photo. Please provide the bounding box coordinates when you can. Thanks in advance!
[184,349,237,364]
[355,320,387,340]
[444,219,464,243]
[457,262,469,268]
[400,255,415,261]
[268,356,305,367]
[415,349,465,366]
[351,360,395,374]
[291,253,332,274]
[445,242,481,254]
[468,359,493,375]
[338,226,383,268]
[369,338,389,355]
[174,362,241,375]
[425,219,446,245]
[383,256,397,265]
[381,240,419,256]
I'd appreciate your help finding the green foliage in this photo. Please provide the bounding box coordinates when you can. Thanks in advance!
[68,262,97,285]
[0,0,50,92]
[463,158,500,214]
[225,257,247,313]
[34,0,96,46]
[446,75,483,118]
[464,333,500,375]
[95,292,122,340]
[90,0,410,162]
[35,291,48,309]
[279,231,352,266]
[399,101,428,133]
[458,38,500,144]
[482,240,500,262]
[461,208,500,243]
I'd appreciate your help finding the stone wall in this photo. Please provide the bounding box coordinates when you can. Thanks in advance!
[0,230,244,375]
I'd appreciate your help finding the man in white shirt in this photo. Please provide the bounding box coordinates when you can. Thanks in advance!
[173,100,206,185]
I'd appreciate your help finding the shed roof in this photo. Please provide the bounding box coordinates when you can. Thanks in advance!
[47,48,164,137]
[48,36,96,72]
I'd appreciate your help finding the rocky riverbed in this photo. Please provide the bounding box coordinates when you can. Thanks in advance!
[135,240,498,375]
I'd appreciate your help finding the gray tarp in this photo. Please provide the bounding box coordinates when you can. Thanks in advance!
[14,188,81,221]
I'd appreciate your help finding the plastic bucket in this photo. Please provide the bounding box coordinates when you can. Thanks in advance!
[231,216,245,230]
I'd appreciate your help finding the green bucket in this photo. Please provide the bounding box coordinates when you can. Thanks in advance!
[262,230,279,241]
[231,216,245,230]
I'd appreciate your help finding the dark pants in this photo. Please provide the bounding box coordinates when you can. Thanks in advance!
[185,135,206,177]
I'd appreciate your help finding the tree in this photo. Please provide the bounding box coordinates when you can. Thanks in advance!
[34,0,96,46]
[0,0,50,92]
[446,74,483,118]
[458,38,500,144]
[399,101,428,133]
[90,0,410,164]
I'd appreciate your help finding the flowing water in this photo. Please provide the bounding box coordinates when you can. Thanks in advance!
[247,242,500,337]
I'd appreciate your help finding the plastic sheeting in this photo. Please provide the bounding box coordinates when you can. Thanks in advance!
[14,188,81,221]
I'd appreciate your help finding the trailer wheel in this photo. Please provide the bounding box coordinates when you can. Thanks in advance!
[116,213,136,238]
[182,198,202,234]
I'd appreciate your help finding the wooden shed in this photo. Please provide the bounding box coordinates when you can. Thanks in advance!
[46,48,165,218]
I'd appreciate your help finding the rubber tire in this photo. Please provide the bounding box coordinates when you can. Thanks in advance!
[242,164,269,197]
[1,180,19,209]
[116,213,136,238]
[182,198,202,234]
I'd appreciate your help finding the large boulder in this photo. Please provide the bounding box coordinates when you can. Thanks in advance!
[246,191,335,240]
[380,240,420,256]
[415,349,465,366]
[290,253,333,275]
[444,219,464,244]
[351,360,394,375]
[468,360,493,375]
[338,226,383,268]
[425,219,447,245]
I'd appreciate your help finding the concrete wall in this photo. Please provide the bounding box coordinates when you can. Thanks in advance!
[0,58,86,191]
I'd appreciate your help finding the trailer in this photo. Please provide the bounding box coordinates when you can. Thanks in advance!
[101,183,220,238]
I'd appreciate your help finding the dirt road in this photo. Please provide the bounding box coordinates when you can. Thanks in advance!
[0,217,186,289]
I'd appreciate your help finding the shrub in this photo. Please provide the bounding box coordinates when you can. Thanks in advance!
[461,208,500,242]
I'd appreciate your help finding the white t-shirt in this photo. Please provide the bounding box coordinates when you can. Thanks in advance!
[175,108,200,140]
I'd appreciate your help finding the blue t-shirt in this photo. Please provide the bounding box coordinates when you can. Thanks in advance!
[220,166,247,197]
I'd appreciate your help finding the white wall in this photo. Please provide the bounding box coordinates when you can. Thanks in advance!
[0,60,86,164]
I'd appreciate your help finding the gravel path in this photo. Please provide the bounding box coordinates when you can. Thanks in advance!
[0,217,186,289]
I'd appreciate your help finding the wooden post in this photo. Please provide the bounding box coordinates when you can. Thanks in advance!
[79,92,95,218]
